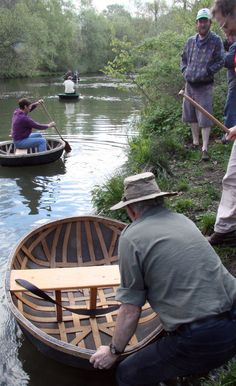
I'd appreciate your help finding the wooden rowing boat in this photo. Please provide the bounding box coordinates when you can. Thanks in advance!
[0,138,65,167]
[5,215,163,369]
[58,93,79,100]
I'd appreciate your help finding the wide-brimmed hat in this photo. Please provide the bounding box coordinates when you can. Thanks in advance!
[196,8,211,20]
[110,172,177,210]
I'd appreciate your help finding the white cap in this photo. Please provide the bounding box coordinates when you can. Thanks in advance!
[196,8,211,20]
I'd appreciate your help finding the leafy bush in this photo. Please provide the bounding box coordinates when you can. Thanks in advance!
[91,173,129,222]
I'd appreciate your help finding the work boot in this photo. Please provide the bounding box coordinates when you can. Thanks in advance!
[201,150,209,161]
[207,230,236,246]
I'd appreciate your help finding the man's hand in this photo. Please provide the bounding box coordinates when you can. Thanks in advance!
[48,121,56,128]
[226,125,236,141]
[37,99,44,105]
[89,345,118,370]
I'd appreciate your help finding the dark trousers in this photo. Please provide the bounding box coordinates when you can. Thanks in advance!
[225,85,236,128]
[116,310,236,386]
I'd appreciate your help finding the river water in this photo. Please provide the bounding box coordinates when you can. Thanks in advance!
[0,76,140,386]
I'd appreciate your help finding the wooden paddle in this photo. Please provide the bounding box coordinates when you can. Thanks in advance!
[41,102,72,153]
[178,89,230,134]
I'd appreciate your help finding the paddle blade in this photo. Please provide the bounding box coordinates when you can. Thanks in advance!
[64,141,72,153]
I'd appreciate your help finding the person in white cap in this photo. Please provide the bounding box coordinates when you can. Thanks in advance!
[181,8,224,161]
[90,172,236,385]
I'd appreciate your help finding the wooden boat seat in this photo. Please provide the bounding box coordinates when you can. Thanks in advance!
[10,265,120,322]
[15,148,29,155]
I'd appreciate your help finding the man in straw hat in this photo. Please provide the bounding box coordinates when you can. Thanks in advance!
[90,172,236,385]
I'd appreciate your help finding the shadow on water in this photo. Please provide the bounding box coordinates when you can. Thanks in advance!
[19,337,117,386]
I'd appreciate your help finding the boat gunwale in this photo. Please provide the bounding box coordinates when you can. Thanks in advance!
[0,138,65,159]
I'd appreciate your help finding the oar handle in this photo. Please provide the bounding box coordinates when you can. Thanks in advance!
[178,89,230,134]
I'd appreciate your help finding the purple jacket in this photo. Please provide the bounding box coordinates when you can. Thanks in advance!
[12,104,48,141]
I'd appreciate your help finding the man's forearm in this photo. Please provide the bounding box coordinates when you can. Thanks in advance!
[111,303,141,352]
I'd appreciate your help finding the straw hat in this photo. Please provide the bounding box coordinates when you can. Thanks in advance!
[110,172,177,210]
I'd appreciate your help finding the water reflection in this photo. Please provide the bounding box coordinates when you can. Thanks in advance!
[0,159,66,216]
[64,102,75,117]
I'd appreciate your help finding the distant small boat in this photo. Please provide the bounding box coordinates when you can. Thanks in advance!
[58,93,79,100]
[6,215,163,369]
[0,138,65,167]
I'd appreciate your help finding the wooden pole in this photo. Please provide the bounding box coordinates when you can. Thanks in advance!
[179,89,230,134]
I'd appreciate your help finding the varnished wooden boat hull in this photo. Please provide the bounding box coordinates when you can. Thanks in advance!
[0,138,65,167]
[5,216,163,369]
[58,93,79,100]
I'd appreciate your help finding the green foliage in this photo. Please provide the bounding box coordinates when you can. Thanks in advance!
[172,197,195,212]
[202,359,236,385]
[127,132,186,177]
[0,2,43,77]
[78,9,112,73]
[197,212,216,235]
[104,31,187,103]
[140,99,182,134]
[91,173,129,223]
[127,135,153,173]
[175,178,189,192]
[0,0,80,77]
[104,38,135,80]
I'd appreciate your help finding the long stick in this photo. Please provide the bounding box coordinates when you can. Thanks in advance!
[178,89,230,134]
[41,102,72,153]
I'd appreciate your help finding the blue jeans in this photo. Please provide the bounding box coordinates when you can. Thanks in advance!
[116,309,236,386]
[14,133,47,152]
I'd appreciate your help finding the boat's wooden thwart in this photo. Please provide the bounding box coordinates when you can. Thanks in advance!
[10,265,120,321]
[6,216,163,369]
[0,138,65,166]
[14,148,28,155]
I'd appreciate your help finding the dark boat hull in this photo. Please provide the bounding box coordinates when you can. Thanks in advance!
[21,326,94,370]
[6,216,163,369]
[0,138,65,167]
[58,93,79,100]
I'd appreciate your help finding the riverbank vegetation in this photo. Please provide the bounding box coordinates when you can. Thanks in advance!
[2,0,236,384]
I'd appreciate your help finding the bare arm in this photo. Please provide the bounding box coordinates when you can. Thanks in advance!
[29,99,44,112]
[89,303,141,369]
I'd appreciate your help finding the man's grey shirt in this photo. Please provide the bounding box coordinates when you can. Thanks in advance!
[116,206,236,331]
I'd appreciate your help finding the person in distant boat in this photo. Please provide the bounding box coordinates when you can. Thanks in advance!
[64,70,73,80]
[63,76,75,94]
[90,172,236,385]
[11,98,55,152]
[73,70,80,83]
